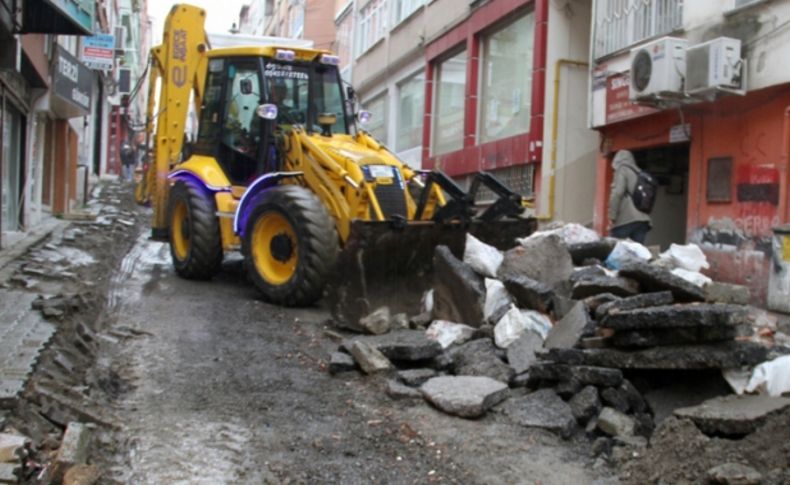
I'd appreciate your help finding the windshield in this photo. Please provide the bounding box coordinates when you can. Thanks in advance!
[263,60,349,134]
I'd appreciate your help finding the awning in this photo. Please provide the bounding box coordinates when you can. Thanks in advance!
[22,0,94,35]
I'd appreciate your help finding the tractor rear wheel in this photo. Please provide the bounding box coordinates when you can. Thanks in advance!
[243,185,339,306]
[167,180,223,279]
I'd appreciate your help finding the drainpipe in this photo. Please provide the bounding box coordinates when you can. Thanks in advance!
[537,59,589,221]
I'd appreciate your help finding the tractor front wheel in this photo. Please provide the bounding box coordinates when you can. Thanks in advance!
[243,185,338,306]
[167,180,223,279]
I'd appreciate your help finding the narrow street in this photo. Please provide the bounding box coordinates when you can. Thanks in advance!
[91,227,604,484]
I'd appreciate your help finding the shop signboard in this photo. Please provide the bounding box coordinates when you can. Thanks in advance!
[53,45,92,116]
[82,34,114,70]
[605,72,657,124]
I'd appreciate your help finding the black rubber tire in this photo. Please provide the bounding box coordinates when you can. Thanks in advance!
[167,180,223,279]
[243,185,339,306]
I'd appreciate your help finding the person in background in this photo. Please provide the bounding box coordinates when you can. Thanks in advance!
[121,142,136,182]
[608,149,652,243]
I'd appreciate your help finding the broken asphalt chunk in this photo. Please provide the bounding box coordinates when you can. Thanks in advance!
[432,246,486,327]
[571,276,640,299]
[600,303,747,331]
[420,376,508,418]
[348,341,393,374]
[343,330,442,362]
[674,394,790,436]
[618,262,705,302]
[544,301,590,350]
[501,389,576,439]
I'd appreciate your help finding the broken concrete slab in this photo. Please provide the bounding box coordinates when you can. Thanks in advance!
[344,330,443,362]
[618,262,706,303]
[501,274,554,314]
[568,239,617,266]
[674,394,790,436]
[706,463,762,485]
[500,389,576,439]
[529,363,623,387]
[452,338,514,383]
[506,331,543,374]
[397,368,437,387]
[497,234,574,286]
[357,306,392,335]
[0,433,29,462]
[571,276,640,299]
[610,325,739,348]
[328,352,357,375]
[595,291,674,320]
[53,422,91,482]
[705,282,751,305]
[538,341,769,370]
[597,407,635,437]
[420,376,508,418]
[544,301,590,350]
[348,341,393,374]
[432,246,486,327]
[600,303,747,331]
[569,386,601,423]
[386,380,423,401]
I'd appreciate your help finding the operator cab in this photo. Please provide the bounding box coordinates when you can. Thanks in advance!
[193,51,351,187]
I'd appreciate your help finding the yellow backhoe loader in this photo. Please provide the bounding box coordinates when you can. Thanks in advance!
[139,4,536,324]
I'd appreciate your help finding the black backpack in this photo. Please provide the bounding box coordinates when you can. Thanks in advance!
[625,166,658,214]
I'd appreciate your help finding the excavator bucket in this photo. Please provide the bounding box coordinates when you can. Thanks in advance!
[326,217,537,327]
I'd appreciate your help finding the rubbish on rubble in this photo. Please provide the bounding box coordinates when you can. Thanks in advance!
[432,246,486,327]
[744,355,790,397]
[463,233,503,278]
[397,368,437,387]
[449,338,514,383]
[671,267,713,287]
[618,262,706,302]
[604,240,652,270]
[501,389,576,439]
[348,341,393,374]
[506,331,543,374]
[706,463,762,485]
[502,273,554,314]
[519,223,600,246]
[328,352,357,375]
[674,394,790,436]
[659,243,710,273]
[499,234,574,285]
[343,330,443,362]
[386,380,423,401]
[425,320,475,349]
[493,306,552,348]
[483,279,512,324]
[420,376,509,418]
[544,302,590,349]
[569,385,601,422]
[357,306,392,335]
[597,407,635,437]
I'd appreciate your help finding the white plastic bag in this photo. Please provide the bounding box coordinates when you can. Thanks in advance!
[493,305,552,348]
[426,320,475,349]
[484,278,512,323]
[421,289,434,314]
[605,240,652,269]
[745,355,790,397]
[671,268,713,287]
[463,234,503,278]
[660,243,710,272]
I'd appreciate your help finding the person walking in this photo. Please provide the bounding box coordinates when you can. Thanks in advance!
[608,149,652,243]
[121,142,136,182]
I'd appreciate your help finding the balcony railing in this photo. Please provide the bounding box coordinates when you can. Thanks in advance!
[594,0,683,59]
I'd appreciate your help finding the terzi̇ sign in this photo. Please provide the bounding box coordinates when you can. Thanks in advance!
[53,45,92,112]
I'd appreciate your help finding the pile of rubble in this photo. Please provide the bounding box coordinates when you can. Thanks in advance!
[328,224,789,447]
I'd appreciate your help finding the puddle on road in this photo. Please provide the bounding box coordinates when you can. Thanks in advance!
[108,233,172,309]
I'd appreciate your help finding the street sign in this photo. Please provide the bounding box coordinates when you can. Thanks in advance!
[82,34,114,70]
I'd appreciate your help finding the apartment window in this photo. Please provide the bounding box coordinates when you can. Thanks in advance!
[358,0,388,54]
[393,0,423,25]
[290,5,305,38]
[479,13,534,144]
[396,71,425,151]
[336,10,353,72]
[594,0,683,59]
[432,50,466,155]
[363,93,387,141]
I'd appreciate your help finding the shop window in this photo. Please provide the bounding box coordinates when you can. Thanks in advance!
[479,13,534,144]
[358,0,388,55]
[363,93,388,141]
[396,71,425,152]
[432,50,467,155]
[707,157,732,203]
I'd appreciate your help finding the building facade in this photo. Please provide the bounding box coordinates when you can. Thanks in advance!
[240,0,336,51]
[588,0,790,303]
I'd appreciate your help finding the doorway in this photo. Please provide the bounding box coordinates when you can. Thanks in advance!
[631,143,689,250]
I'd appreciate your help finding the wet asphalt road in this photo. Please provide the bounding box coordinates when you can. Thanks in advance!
[94,233,605,484]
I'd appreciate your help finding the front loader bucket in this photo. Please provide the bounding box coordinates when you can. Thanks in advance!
[326,218,537,328]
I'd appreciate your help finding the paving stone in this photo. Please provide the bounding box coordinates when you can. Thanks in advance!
[386,380,423,401]
[571,276,640,299]
[611,325,739,348]
[537,341,768,370]
[569,385,601,423]
[705,282,751,305]
[674,394,790,436]
[356,306,392,335]
[328,352,357,375]
[568,239,617,266]
[597,407,635,437]
[420,376,508,418]
[497,234,574,286]
[501,389,576,439]
[345,330,442,362]
[595,291,674,320]
[706,463,762,485]
[601,303,747,331]
[506,331,543,374]
[432,246,486,327]
[618,262,706,303]
[452,338,514,383]
[348,341,393,374]
[544,302,590,350]
[529,363,623,387]
[397,368,437,387]
[501,274,554,313]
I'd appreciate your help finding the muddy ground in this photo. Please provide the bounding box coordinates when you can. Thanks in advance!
[4,181,789,484]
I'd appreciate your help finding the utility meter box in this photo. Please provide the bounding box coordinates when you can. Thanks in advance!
[629,37,688,100]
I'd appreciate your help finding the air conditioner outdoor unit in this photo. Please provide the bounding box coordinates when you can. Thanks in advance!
[686,37,742,93]
[629,37,688,100]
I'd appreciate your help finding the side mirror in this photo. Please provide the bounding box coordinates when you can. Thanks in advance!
[357,110,372,125]
[256,104,278,120]
[240,79,253,95]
